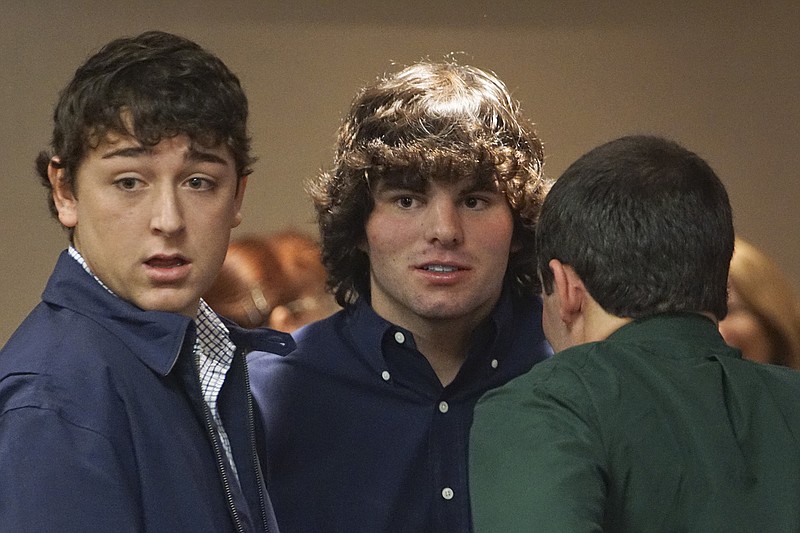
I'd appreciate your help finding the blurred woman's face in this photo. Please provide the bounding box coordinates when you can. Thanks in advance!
[719,285,775,364]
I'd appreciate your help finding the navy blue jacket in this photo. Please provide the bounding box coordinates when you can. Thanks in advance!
[0,251,294,532]
[249,288,551,533]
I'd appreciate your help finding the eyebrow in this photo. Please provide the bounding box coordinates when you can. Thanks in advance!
[374,176,502,198]
[100,145,230,166]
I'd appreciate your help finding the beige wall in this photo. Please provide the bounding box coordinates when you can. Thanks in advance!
[2,1,799,345]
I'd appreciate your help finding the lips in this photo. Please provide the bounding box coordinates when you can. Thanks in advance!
[422,264,460,273]
[145,254,188,268]
[143,254,192,284]
[416,259,469,273]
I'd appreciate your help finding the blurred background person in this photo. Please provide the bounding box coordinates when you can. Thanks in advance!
[265,230,340,332]
[719,236,800,369]
[204,230,338,333]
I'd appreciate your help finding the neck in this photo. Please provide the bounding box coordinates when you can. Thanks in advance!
[391,311,484,387]
[413,321,473,387]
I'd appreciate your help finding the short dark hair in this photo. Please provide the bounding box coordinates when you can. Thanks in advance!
[536,135,734,320]
[308,61,547,306]
[37,30,253,231]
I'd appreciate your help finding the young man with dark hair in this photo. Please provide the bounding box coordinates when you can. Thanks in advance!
[470,135,800,532]
[0,31,292,532]
[248,61,552,532]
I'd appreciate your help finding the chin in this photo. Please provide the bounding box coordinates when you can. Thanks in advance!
[137,294,198,318]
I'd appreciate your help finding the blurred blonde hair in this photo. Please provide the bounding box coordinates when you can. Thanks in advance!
[728,237,800,369]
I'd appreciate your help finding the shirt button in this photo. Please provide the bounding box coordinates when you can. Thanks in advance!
[490,359,499,369]
[394,331,405,344]
[441,487,454,500]
[381,370,391,381]
[438,401,449,413]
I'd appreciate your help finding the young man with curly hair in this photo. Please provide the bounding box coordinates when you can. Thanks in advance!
[249,61,552,532]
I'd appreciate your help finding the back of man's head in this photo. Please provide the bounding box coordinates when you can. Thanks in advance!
[537,135,734,320]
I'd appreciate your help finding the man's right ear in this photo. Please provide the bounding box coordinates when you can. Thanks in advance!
[48,157,78,228]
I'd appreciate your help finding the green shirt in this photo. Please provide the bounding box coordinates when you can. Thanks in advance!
[470,313,800,532]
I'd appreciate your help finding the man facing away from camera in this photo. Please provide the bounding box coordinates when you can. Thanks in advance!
[470,135,800,532]
[248,61,552,532]
[0,31,293,532]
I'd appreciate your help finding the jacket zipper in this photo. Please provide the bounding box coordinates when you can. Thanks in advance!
[197,368,246,533]
[243,350,270,533]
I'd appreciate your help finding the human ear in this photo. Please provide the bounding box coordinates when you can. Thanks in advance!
[549,259,586,325]
[231,175,248,228]
[49,157,78,228]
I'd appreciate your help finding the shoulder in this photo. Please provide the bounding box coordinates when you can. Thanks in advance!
[753,360,800,383]
[740,359,800,400]
[247,311,349,383]
[476,345,598,416]
[2,301,131,374]
[1,333,128,444]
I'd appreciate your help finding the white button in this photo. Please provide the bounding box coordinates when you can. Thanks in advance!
[438,401,449,413]
[441,487,454,500]
[394,331,405,344]
[381,370,391,381]
[490,359,499,369]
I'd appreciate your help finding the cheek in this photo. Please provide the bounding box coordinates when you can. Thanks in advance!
[483,210,515,243]
[540,296,558,341]
[719,313,754,347]
[363,216,399,254]
[719,312,772,356]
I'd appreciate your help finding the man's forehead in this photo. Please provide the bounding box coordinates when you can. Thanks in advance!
[89,129,231,158]
[375,172,497,192]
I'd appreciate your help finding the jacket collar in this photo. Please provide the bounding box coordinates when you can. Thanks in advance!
[43,250,294,376]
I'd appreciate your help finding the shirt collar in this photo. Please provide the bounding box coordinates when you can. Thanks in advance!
[607,312,736,359]
[194,299,236,366]
[345,284,517,371]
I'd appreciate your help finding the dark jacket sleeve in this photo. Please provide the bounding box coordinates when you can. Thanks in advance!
[0,376,141,533]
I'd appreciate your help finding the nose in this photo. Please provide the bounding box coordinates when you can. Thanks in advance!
[424,198,463,246]
[150,187,185,236]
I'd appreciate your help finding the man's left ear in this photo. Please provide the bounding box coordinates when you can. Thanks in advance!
[549,259,587,325]
[232,175,248,228]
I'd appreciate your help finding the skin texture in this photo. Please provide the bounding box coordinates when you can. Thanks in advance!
[50,132,246,317]
[719,285,774,364]
[362,179,515,384]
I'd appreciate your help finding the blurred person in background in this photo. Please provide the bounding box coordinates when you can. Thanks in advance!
[204,230,338,333]
[719,236,800,369]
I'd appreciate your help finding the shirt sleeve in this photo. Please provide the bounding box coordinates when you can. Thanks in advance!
[469,366,607,533]
[0,405,142,532]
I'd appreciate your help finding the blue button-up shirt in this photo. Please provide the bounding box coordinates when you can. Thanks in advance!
[248,286,551,533]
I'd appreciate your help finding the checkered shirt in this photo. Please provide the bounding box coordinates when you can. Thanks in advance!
[68,246,240,480]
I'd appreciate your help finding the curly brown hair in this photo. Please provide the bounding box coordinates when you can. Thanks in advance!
[307,61,548,306]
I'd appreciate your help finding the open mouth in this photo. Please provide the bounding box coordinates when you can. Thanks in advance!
[422,264,460,273]
[146,256,188,268]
